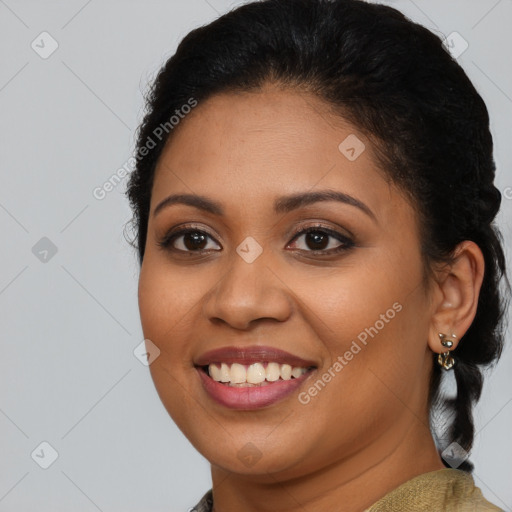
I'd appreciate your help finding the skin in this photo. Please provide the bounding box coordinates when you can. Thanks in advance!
[137,83,485,512]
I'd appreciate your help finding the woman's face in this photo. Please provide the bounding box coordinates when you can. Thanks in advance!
[138,85,436,480]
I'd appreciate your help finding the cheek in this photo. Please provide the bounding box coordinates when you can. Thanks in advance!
[137,259,207,429]
[290,249,428,405]
[292,281,428,462]
[137,257,209,352]
[280,257,407,353]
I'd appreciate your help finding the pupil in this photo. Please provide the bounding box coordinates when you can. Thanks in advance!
[307,232,327,250]
[185,232,207,250]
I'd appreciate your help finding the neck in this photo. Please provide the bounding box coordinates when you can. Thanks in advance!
[210,423,445,512]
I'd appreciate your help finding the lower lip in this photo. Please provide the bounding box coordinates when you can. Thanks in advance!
[197,367,315,410]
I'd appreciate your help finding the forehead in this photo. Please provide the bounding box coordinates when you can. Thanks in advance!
[151,87,405,224]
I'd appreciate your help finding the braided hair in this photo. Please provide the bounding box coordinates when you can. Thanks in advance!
[125,0,510,472]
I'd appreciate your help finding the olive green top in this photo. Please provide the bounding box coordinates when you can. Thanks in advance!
[365,468,503,511]
[190,468,503,511]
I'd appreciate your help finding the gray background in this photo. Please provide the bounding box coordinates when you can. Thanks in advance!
[0,1,511,511]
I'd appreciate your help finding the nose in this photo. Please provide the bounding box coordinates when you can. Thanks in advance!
[202,249,293,330]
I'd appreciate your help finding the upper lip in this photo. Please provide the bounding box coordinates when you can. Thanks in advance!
[194,345,318,368]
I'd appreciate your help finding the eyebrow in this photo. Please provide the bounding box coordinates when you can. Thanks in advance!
[153,190,376,222]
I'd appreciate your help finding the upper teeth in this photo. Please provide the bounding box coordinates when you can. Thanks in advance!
[208,362,308,385]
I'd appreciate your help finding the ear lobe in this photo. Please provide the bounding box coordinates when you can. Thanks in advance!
[427,240,485,354]
[428,330,458,355]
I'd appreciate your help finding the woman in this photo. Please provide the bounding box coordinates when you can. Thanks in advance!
[126,0,510,510]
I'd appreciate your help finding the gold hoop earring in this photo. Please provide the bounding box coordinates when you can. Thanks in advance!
[437,333,456,370]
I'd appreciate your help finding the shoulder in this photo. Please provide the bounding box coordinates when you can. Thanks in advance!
[365,469,503,511]
[190,489,213,512]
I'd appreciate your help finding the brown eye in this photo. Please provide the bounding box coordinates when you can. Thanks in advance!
[182,231,208,251]
[287,227,354,255]
[158,228,221,253]
[303,231,330,251]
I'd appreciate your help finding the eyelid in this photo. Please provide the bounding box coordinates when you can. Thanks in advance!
[285,224,355,255]
[286,221,353,242]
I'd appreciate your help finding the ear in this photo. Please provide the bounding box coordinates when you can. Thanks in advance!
[427,241,485,355]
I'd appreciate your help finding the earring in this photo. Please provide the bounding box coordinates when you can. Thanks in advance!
[437,333,456,370]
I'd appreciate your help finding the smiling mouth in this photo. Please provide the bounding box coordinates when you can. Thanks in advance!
[199,361,316,387]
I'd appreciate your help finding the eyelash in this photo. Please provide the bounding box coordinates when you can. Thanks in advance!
[157,223,355,257]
